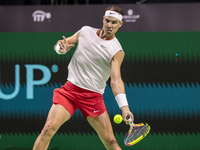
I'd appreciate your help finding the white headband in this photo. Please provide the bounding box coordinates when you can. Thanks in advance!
[104,10,123,21]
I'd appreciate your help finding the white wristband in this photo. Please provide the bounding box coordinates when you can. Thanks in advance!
[55,43,63,55]
[115,94,128,108]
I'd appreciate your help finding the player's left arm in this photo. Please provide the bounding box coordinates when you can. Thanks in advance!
[110,50,134,123]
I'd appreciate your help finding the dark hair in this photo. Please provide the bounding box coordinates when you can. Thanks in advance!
[106,6,124,16]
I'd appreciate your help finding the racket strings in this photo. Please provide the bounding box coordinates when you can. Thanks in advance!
[126,125,149,143]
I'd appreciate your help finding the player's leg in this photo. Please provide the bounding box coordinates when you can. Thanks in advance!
[87,111,122,150]
[32,104,71,150]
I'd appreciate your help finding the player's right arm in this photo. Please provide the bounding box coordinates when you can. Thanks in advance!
[54,30,80,54]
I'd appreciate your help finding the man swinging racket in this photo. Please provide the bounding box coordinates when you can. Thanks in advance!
[32,5,134,150]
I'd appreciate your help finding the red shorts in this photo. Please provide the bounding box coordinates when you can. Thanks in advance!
[53,81,107,119]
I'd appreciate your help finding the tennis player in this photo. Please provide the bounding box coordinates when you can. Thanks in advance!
[32,6,134,150]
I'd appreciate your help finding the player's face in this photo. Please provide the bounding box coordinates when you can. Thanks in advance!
[103,16,123,37]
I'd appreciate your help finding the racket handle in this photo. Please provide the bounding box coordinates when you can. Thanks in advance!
[126,116,134,126]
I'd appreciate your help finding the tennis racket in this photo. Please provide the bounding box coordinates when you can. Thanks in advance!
[124,116,150,146]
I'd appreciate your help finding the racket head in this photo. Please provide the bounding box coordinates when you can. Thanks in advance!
[124,123,150,146]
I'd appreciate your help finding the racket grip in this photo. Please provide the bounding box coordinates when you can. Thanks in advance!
[126,116,134,126]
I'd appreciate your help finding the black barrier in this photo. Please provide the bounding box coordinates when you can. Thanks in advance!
[0,4,200,32]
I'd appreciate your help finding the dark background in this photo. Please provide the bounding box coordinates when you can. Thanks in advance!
[0,0,200,5]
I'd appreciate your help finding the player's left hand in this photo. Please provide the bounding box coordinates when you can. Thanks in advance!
[59,36,75,54]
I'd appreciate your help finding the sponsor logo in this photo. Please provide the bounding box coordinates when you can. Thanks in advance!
[101,45,107,48]
[123,9,140,22]
[94,110,100,113]
[32,10,51,22]
[109,12,116,15]
[0,64,58,100]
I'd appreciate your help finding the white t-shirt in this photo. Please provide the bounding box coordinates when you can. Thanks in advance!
[67,26,124,94]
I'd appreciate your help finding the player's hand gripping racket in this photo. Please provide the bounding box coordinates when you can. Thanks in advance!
[124,116,150,146]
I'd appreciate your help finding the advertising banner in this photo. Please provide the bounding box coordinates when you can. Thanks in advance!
[0,4,200,32]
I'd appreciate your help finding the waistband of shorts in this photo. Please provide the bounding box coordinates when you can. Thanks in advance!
[66,81,102,95]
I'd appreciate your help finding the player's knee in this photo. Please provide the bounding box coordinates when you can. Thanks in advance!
[109,139,118,145]
[41,124,56,139]
[104,137,118,146]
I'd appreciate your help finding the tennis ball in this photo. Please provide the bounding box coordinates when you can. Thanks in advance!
[114,114,123,124]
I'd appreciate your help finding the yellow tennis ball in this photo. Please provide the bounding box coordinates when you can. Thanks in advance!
[114,114,123,124]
